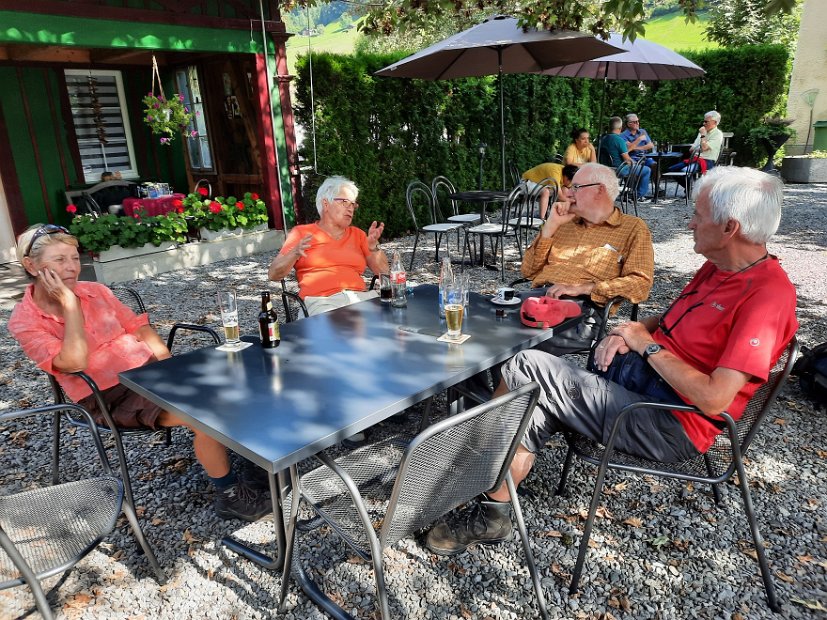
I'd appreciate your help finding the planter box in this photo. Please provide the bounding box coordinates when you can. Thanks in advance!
[81,229,285,285]
[781,157,827,183]
[200,227,244,242]
[97,242,176,263]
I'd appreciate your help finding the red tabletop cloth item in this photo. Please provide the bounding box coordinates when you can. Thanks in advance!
[122,193,185,217]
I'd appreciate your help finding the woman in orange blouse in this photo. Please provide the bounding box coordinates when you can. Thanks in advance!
[9,225,270,521]
[563,127,597,168]
[269,176,389,315]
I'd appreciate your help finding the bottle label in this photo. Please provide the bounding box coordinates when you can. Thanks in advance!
[265,301,273,311]
[267,321,279,340]
[392,271,407,285]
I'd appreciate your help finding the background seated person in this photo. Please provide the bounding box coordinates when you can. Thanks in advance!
[88,171,136,216]
[521,163,577,219]
[620,113,655,166]
[425,166,797,556]
[563,128,597,168]
[520,162,653,355]
[600,116,653,202]
[668,110,723,177]
[9,225,271,522]
[268,175,389,316]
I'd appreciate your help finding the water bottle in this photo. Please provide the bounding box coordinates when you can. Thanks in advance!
[390,251,407,308]
[438,256,454,318]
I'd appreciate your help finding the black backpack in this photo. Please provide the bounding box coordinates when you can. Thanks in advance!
[792,342,827,410]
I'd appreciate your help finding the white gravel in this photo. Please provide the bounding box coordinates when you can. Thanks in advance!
[1,184,826,619]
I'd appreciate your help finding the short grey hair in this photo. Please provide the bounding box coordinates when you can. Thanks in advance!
[16,224,78,265]
[316,176,358,217]
[625,113,639,125]
[578,163,620,202]
[705,110,721,124]
[608,116,623,131]
[693,166,782,244]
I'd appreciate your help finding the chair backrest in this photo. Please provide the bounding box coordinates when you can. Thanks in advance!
[405,180,433,228]
[551,153,564,164]
[526,177,558,220]
[380,382,540,547]
[431,175,458,218]
[65,189,102,216]
[708,337,799,470]
[508,162,521,187]
[498,183,528,233]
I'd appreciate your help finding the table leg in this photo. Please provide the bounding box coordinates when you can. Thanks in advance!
[220,469,287,570]
[653,158,662,204]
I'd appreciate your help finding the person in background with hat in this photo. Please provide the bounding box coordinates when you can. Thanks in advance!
[425,166,797,557]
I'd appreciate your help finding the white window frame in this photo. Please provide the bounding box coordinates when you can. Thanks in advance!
[64,69,139,183]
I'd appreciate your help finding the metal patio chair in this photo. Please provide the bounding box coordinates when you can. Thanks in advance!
[556,337,799,613]
[278,382,548,619]
[509,178,557,249]
[431,175,481,251]
[0,403,166,619]
[462,183,524,280]
[406,180,464,270]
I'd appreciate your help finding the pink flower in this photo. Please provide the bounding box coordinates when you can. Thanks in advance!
[153,103,159,109]
[250,193,260,201]
[197,187,209,197]
[147,115,153,121]
[179,95,184,102]
[66,203,77,214]
[190,130,198,138]
[159,137,170,145]
[209,202,222,214]
[184,107,189,113]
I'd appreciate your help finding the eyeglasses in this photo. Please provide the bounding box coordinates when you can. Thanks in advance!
[570,182,602,193]
[24,224,70,257]
[628,120,640,124]
[657,291,702,337]
[332,197,359,209]
[703,119,715,124]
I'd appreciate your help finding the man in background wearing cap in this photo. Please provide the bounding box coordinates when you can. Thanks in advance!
[425,166,797,557]
[520,162,654,355]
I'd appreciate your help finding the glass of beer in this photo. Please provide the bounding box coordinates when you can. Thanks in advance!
[444,283,464,340]
[218,290,241,347]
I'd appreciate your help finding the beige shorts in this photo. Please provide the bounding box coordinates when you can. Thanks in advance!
[304,290,378,316]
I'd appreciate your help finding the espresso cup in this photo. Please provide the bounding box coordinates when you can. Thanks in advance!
[496,287,516,301]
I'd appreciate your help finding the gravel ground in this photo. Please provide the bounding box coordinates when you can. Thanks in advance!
[1,185,826,619]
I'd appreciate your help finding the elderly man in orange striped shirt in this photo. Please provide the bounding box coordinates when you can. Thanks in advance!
[520,162,654,355]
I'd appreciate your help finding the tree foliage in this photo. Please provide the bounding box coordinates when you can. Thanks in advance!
[704,0,801,49]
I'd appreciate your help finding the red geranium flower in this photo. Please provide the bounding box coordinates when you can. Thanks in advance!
[250,193,259,201]
[236,203,245,210]
[197,187,209,197]
[172,198,183,208]
[208,202,222,214]
[66,203,77,214]
[176,206,184,214]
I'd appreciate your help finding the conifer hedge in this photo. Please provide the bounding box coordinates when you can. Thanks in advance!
[293,45,788,238]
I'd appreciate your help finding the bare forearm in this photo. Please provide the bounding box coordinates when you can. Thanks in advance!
[135,325,171,361]
[268,251,299,281]
[52,300,88,372]
[366,249,389,275]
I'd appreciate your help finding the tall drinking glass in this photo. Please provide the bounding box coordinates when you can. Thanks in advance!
[218,290,241,347]
[444,283,464,340]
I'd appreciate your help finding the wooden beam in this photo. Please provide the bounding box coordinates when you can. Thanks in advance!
[89,49,157,65]
[5,44,91,63]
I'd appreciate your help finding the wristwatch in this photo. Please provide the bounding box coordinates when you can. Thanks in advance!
[643,343,663,362]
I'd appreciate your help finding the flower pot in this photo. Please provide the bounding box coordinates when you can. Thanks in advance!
[199,227,244,242]
[760,133,791,173]
[781,156,827,183]
[97,242,176,263]
[242,223,269,234]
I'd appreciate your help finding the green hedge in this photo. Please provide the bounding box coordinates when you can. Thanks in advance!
[294,45,788,239]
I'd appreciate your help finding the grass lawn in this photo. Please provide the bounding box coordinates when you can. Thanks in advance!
[285,19,360,75]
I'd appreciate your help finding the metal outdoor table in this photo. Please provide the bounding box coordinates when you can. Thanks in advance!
[648,151,682,204]
[448,190,510,267]
[119,285,580,617]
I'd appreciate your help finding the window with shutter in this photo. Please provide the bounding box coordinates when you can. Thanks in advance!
[64,69,139,183]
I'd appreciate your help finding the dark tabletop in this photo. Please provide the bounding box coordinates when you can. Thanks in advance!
[120,285,579,473]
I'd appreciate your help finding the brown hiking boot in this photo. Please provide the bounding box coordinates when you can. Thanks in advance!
[424,499,512,556]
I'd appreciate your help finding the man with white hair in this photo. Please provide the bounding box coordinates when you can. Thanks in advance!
[668,110,724,176]
[427,166,798,556]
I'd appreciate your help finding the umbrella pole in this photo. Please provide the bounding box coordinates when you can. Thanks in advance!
[499,48,506,190]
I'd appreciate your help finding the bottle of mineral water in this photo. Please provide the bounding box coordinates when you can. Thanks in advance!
[390,251,407,308]
[438,256,454,318]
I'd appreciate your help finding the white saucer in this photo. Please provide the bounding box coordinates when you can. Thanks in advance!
[491,296,521,306]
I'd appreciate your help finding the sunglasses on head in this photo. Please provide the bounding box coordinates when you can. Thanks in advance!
[24,224,70,257]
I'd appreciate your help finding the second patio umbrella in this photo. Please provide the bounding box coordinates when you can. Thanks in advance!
[541,32,705,132]
[375,15,622,188]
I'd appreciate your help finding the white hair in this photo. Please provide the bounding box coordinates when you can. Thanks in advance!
[578,163,620,202]
[705,110,721,124]
[693,166,782,244]
[315,176,358,217]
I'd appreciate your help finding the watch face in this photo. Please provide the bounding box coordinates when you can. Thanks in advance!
[645,344,662,356]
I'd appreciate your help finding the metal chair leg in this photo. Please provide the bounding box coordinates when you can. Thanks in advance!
[279,465,301,609]
[51,412,62,486]
[555,445,576,496]
[120,495,166,584]
[732,449,780,612]
[0,528,55,620]
[570,448,613,593]
[507,475,549,619]
[409,232,420,271]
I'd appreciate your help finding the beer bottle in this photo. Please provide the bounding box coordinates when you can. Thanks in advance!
[258,291,280,348]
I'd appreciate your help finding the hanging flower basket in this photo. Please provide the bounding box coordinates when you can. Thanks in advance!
[142,56,196,145]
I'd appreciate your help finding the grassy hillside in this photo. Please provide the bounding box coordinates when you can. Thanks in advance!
[283,10,718,75]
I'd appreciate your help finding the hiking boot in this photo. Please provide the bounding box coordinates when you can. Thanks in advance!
[215,481,272,522]
[424,499,512,556]
[239,461,270,493]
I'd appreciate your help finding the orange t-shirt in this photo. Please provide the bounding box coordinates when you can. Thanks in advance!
[279,223,370,298]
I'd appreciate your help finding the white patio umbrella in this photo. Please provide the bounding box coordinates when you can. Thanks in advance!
[375,15,622,188]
